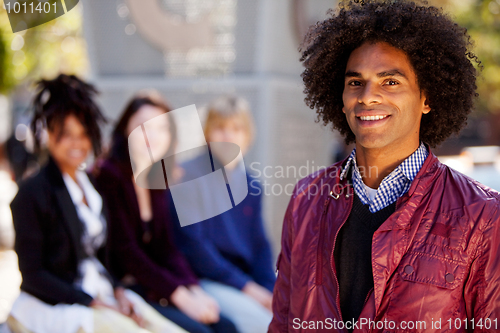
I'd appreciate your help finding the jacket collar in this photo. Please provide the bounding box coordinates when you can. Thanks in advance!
[325,144,441,223]
[371,145,442,230]
[44,155,85,261]
[373,148,442,313]
[403,144,441,198]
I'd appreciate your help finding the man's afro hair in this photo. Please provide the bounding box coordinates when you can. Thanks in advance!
[300,0,480,147]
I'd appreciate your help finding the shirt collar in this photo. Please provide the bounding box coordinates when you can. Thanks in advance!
[340,142,428,182]
[62,171,103,216]
[397,143,428,182]
[340,148,357,181]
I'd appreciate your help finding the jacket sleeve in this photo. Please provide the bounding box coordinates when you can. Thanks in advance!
[157,192,200,283]
[11,186,93,306]
[249,192,276,292]
[95,245,122,289]
[464,201,500,332]
[97,167,196,301]
[175,220,252,290]
[268,192,295,332]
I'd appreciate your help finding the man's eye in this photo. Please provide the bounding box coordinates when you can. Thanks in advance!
[348,81,361,86]
[386,80,399,86]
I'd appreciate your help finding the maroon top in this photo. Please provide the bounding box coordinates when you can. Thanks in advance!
[270,150,500,332]
[95,158,198,302]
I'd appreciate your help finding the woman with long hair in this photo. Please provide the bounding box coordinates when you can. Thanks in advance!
[8,75,185,333]
[95,92,237,333]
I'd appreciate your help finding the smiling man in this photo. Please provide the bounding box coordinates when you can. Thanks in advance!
[269,1,500,332]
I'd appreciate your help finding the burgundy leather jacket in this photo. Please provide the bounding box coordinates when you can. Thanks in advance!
[269,152,500,332]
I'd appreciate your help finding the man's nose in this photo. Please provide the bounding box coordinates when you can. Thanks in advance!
[357,82,382,105]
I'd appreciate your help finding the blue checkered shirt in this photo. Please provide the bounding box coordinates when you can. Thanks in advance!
[340,143,428,213]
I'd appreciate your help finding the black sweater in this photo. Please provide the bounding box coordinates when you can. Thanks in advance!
[334,191,396,327]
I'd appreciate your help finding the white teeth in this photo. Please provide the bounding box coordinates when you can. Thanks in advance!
[359,115,388,121]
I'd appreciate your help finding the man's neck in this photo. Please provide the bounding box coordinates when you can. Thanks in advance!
[355,141,420,189]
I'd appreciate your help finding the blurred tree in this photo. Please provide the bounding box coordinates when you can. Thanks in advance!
[0,0,89,93]
[428,0,499,115]
[0,25,11,93]
[451,0,500,114]
[427,0,500,151]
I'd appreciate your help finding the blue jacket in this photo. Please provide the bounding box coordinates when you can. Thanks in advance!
[173,154,276,292]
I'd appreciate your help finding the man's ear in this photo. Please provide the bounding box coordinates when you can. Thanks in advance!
[342,107,346,114]
[423,101,431,114]
[422,94,431,115]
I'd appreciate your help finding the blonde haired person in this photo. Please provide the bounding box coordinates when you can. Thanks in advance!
[174,95,275,333]
[202,95,255,145]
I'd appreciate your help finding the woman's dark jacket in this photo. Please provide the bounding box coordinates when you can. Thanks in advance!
[95,157,198,303]
[10,156,112,306]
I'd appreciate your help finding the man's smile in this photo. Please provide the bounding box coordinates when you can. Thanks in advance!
[357,115,389,121]
[355,113,391,127]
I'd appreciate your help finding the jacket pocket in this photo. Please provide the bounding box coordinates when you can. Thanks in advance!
[398,252,466,289]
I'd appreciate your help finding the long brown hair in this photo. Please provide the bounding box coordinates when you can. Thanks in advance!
[109,92,177,177]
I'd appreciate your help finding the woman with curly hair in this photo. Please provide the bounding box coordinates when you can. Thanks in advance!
[8,75,185,333]
[270,1,500,332]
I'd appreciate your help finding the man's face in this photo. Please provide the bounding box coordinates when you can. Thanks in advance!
[342,42,430,151]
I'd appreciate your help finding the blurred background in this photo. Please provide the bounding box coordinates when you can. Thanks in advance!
[0,0,500,325]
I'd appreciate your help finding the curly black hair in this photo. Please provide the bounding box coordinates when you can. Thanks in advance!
[31,74,106,156]
[300,0,480,147]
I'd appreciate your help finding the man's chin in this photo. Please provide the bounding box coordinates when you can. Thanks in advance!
[354,135,390,150]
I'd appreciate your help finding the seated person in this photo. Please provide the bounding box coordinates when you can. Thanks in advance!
[95,92,237,333]
[174,95,276,333]
[8,75,185,333]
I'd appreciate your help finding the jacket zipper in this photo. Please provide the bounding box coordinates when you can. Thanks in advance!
[330,185,353,324]
[362,287,373,309]
[315,196,332,285]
